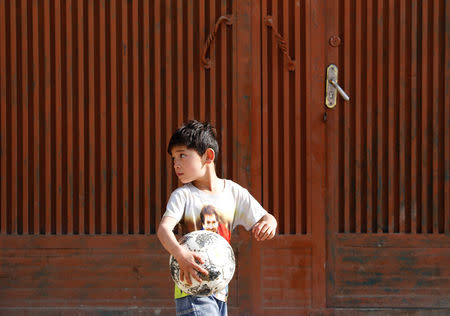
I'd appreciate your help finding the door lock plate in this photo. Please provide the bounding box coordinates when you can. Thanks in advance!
[325,64,350,108]
[325,64,339,109]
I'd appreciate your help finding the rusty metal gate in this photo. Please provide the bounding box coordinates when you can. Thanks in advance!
[0,0,242,313]
[0,0,449,315]
[325,0,449,309]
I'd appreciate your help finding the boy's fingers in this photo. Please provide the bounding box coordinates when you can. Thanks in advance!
[185,267,203,283]
[180,267,197,285]
[193,253,205,265]
[192,254,208,276]
[180,270,191,285]
[257,224,276,241]
[252,223,263,239]
[254,223,268,240]
[186,274,194,285]
[196,266,208,276]
[253,228,261,240]
[191,270,203,282]
[259,224,270,235]
[258,228,268,241]
[193,262,208,276]
[268,228,276,239]
[184,271,198,285]
[260,227,274,241]
[252,222,262,234]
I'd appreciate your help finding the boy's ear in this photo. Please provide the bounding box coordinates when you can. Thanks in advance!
[205,148,215,163]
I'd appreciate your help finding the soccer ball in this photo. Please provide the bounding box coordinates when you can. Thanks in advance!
[169,230,236,296]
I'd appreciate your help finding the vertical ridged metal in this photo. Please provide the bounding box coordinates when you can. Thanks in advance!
[337,0,448,234]
[446,0,450,235]
[262,0,309,235]
[0,0,234,235]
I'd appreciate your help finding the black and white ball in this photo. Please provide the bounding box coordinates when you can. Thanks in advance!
[169,230,235,296]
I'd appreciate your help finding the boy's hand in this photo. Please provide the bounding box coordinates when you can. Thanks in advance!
[157,216,209,285]
[174,249,209,285]
[252,213,277,241]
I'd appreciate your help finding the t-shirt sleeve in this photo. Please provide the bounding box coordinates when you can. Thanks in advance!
[162,188,186,223]
[232,185,267,231]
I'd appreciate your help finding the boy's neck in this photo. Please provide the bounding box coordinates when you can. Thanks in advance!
[192,164,224,194]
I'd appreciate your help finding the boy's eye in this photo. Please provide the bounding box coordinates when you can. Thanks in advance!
[180,154,186,158]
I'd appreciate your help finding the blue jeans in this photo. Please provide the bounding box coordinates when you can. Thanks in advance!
[175,295,227,316]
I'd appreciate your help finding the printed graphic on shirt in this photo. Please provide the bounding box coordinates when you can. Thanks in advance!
[199,205,231,243]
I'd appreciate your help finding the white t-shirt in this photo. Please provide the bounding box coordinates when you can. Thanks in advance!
[163,179,267,301]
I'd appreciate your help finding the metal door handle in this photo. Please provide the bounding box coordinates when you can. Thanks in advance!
[329,80,350,101]
[325,64,350,108]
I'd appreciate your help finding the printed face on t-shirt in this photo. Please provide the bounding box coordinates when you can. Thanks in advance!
[202,213,219,233]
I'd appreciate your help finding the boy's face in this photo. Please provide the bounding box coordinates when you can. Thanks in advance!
[171,145,205,184]
[202,213,219,232]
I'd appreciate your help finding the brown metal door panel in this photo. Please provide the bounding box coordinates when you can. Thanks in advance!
[261,0,310,236]
[0,0,244,313]
[325,0,450,308]
[247,236,316,315]
[0,0,235,236]
[252,0,327,314]
[0,236,174,310]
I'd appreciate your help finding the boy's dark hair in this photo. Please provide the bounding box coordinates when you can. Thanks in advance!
[167,120,219,161]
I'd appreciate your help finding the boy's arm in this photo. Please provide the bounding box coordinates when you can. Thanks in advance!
[252,213,277,241]
[157,216,208,285]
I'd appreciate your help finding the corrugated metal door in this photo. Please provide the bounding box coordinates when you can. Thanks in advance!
[256,0,449,314]
[325,0,450,309]
[251,0,327,314]
[1,0,449,314]
[0,0,255,314]
[0,0,237,236]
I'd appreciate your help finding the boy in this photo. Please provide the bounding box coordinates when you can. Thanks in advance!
[157,120,277,316]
